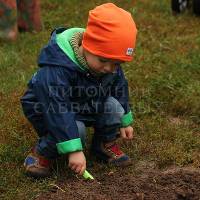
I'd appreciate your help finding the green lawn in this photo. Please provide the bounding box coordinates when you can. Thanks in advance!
[0,0,200,199]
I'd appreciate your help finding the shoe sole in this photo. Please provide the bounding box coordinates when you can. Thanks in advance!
[25,170,51,179]
[109,159,133,167]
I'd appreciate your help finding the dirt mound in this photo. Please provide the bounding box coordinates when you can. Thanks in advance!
[36,167,200,200]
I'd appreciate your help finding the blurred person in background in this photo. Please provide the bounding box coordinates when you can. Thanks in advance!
[0,0,42,41]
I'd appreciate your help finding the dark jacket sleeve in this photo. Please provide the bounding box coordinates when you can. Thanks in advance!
[111,67,134,127]
[30,66,82,154]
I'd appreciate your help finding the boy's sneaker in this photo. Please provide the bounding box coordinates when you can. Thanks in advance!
[91,140,132,166]
[24,148,51,178]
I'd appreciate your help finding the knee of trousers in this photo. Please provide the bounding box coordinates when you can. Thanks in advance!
[104,96,125,123]
[36,121,87,158]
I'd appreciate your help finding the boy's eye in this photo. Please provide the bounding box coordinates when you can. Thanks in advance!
[98,57,124,66]
[114,62,121,65]
[99,59,108,63]
[99,58,109,63]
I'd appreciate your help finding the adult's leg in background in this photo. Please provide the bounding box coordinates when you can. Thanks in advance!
[0,0,18,40]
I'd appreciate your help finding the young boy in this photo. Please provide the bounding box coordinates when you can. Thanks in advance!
[21,3,137,178]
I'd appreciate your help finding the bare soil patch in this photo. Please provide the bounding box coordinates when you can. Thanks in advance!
[36,167,200,200]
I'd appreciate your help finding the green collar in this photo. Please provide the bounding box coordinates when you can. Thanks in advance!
[56,28,105,78]
[56,28,86,71]
[69,31,89,70]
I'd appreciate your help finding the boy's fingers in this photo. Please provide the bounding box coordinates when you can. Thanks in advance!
[80,166,85,175]
[125,128,134,140]
[125,130,132,139]
[75,164,82,174]
[131,131,134,139]
[69,163,79,171]
[70,164,76,171]
[127,132,133,139]
[69,163,85,175]
[120,128,127,139]
[68,163,72,168]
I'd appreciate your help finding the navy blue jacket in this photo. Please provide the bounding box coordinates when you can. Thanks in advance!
[22,28,133,154]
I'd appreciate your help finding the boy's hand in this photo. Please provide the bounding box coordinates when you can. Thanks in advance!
[68,151,86,175]
[120,126,134,140]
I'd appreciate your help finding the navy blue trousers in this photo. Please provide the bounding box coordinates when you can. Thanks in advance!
[21,90,125,159]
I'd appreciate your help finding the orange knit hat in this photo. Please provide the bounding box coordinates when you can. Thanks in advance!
[82,3,137,61]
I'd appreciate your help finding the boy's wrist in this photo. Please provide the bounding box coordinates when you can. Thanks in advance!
[69,150,83,155]
[56,138,83,155]
[121,111,134,127]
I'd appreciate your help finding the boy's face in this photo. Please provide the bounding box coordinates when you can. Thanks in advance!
[82,48,124,74]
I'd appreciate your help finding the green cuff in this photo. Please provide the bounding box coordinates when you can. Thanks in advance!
[121,111,134,127]
[56,138,83,154]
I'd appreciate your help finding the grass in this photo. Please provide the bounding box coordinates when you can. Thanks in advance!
[0,0,200,199]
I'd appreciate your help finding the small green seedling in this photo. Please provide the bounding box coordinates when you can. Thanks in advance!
[83,170,94,180]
